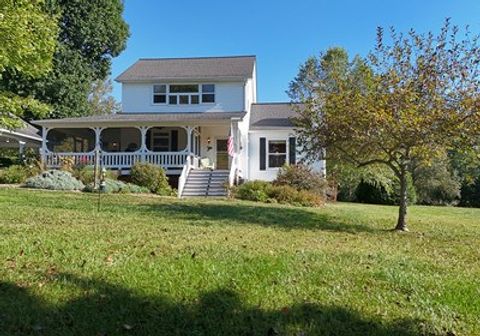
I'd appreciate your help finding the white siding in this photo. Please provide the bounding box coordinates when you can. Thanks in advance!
[122,82,245,113]
[248,129,326,181]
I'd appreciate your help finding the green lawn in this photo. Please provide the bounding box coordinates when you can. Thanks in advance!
[0,188,479,335]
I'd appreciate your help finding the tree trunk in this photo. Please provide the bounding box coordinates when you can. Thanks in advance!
[395,169,409,231]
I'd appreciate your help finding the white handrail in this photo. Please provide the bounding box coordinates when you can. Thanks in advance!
[178,155,192,198]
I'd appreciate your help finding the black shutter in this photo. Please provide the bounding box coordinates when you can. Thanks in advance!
[171,130,178,151]
[259,137,266,171]
[289,137,296,165]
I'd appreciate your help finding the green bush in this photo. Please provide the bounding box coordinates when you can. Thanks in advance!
[84,178,149,194]
[233,180,324,207]
[459,178,480,208]
[274,164,327,195]
[354,179,394,205]
[25,170,84,191]
[413,160,461,205]
[354,175,417,205]
[130,163,173,196]
[73,166,118,185]
[233,180,272,202]
[269,184,324,207]
[0,165,40,184]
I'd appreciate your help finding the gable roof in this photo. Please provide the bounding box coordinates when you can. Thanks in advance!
[116,56,256,82]
[249,103,301,130]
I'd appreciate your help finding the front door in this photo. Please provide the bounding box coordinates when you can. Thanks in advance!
[216,139,229,170]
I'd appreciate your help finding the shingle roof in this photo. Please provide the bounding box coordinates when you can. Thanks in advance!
[0,118,41,142]
[33,112,246,126]
[115,56,256,82]
[249,103,301,129]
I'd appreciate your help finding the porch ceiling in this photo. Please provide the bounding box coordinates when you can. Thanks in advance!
[33,112,246,128]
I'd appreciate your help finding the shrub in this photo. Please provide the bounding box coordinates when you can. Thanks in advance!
[59,156,76,172]
[0,165,40,184]
[233,180,272,202]
[459,178,480,208]
[233,180,324,207]
[354,179,394,205]
[413,160,461,205]
[274,164,327,195]
[269,185,324,207]
[25,170,84,191]
[84,178,149,194]
[73,166,118,185]
[130,163,173,196]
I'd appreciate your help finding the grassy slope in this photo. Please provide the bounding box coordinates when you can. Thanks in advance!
[0,188,479,335]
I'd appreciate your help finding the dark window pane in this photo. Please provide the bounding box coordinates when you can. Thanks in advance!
[202,84,215,93]
[202,94,215,103]
[169,84,198,93]
[169,95,177,104]
[268,141,286,153]
[216,139,228,151]
[268,155,286,168]
[179,95,189,104]
[153,94,166,104]
[153,85,166,93]
[191,95,199,104]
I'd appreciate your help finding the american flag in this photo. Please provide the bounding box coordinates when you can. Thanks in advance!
[227,131,234,157]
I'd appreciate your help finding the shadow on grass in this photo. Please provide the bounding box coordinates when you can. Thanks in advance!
[0,273,428,336]
[9,190,379,233]
[134,201,379,233]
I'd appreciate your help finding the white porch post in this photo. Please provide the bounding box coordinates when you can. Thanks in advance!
[94,127,102,151]
[139,126,148,162]
[18,141,26,163]
[186,126,193,155]
[40,126,48,167]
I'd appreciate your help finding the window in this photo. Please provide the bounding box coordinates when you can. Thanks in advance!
[152,84,215,105]
[153,85,166,104]
[268,140,287,168]
[151,131,170,151]
[179,95,189,104]
[169,95,177,105]
[170,84,198,93]
[201,84,215,103]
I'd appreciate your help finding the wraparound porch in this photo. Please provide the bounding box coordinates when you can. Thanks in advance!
[36,113,243,176]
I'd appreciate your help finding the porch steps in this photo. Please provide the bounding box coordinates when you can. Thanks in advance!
[182,169,229,197]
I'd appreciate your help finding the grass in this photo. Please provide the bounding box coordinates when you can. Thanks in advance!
[0,188,479,335]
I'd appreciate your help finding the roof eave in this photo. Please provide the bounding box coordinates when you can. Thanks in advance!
[115,76,251,83]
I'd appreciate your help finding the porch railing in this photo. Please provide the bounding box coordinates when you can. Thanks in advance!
[44,151,189,170]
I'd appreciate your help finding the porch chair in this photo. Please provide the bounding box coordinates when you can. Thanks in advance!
[200,157,215,170]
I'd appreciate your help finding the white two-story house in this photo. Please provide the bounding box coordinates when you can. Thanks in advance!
[34,56,325,196]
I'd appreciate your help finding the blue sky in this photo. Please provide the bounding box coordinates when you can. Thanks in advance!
[111,0,480,103]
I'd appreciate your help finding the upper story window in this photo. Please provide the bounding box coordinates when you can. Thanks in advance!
[153,85,167,104]
[152,84,215,105]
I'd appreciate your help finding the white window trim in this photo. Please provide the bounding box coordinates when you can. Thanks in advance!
[151,84,215,106]
[267,139,288,170]
[152,84,167,105]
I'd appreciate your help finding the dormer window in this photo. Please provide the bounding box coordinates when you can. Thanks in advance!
[152,84,215,105]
